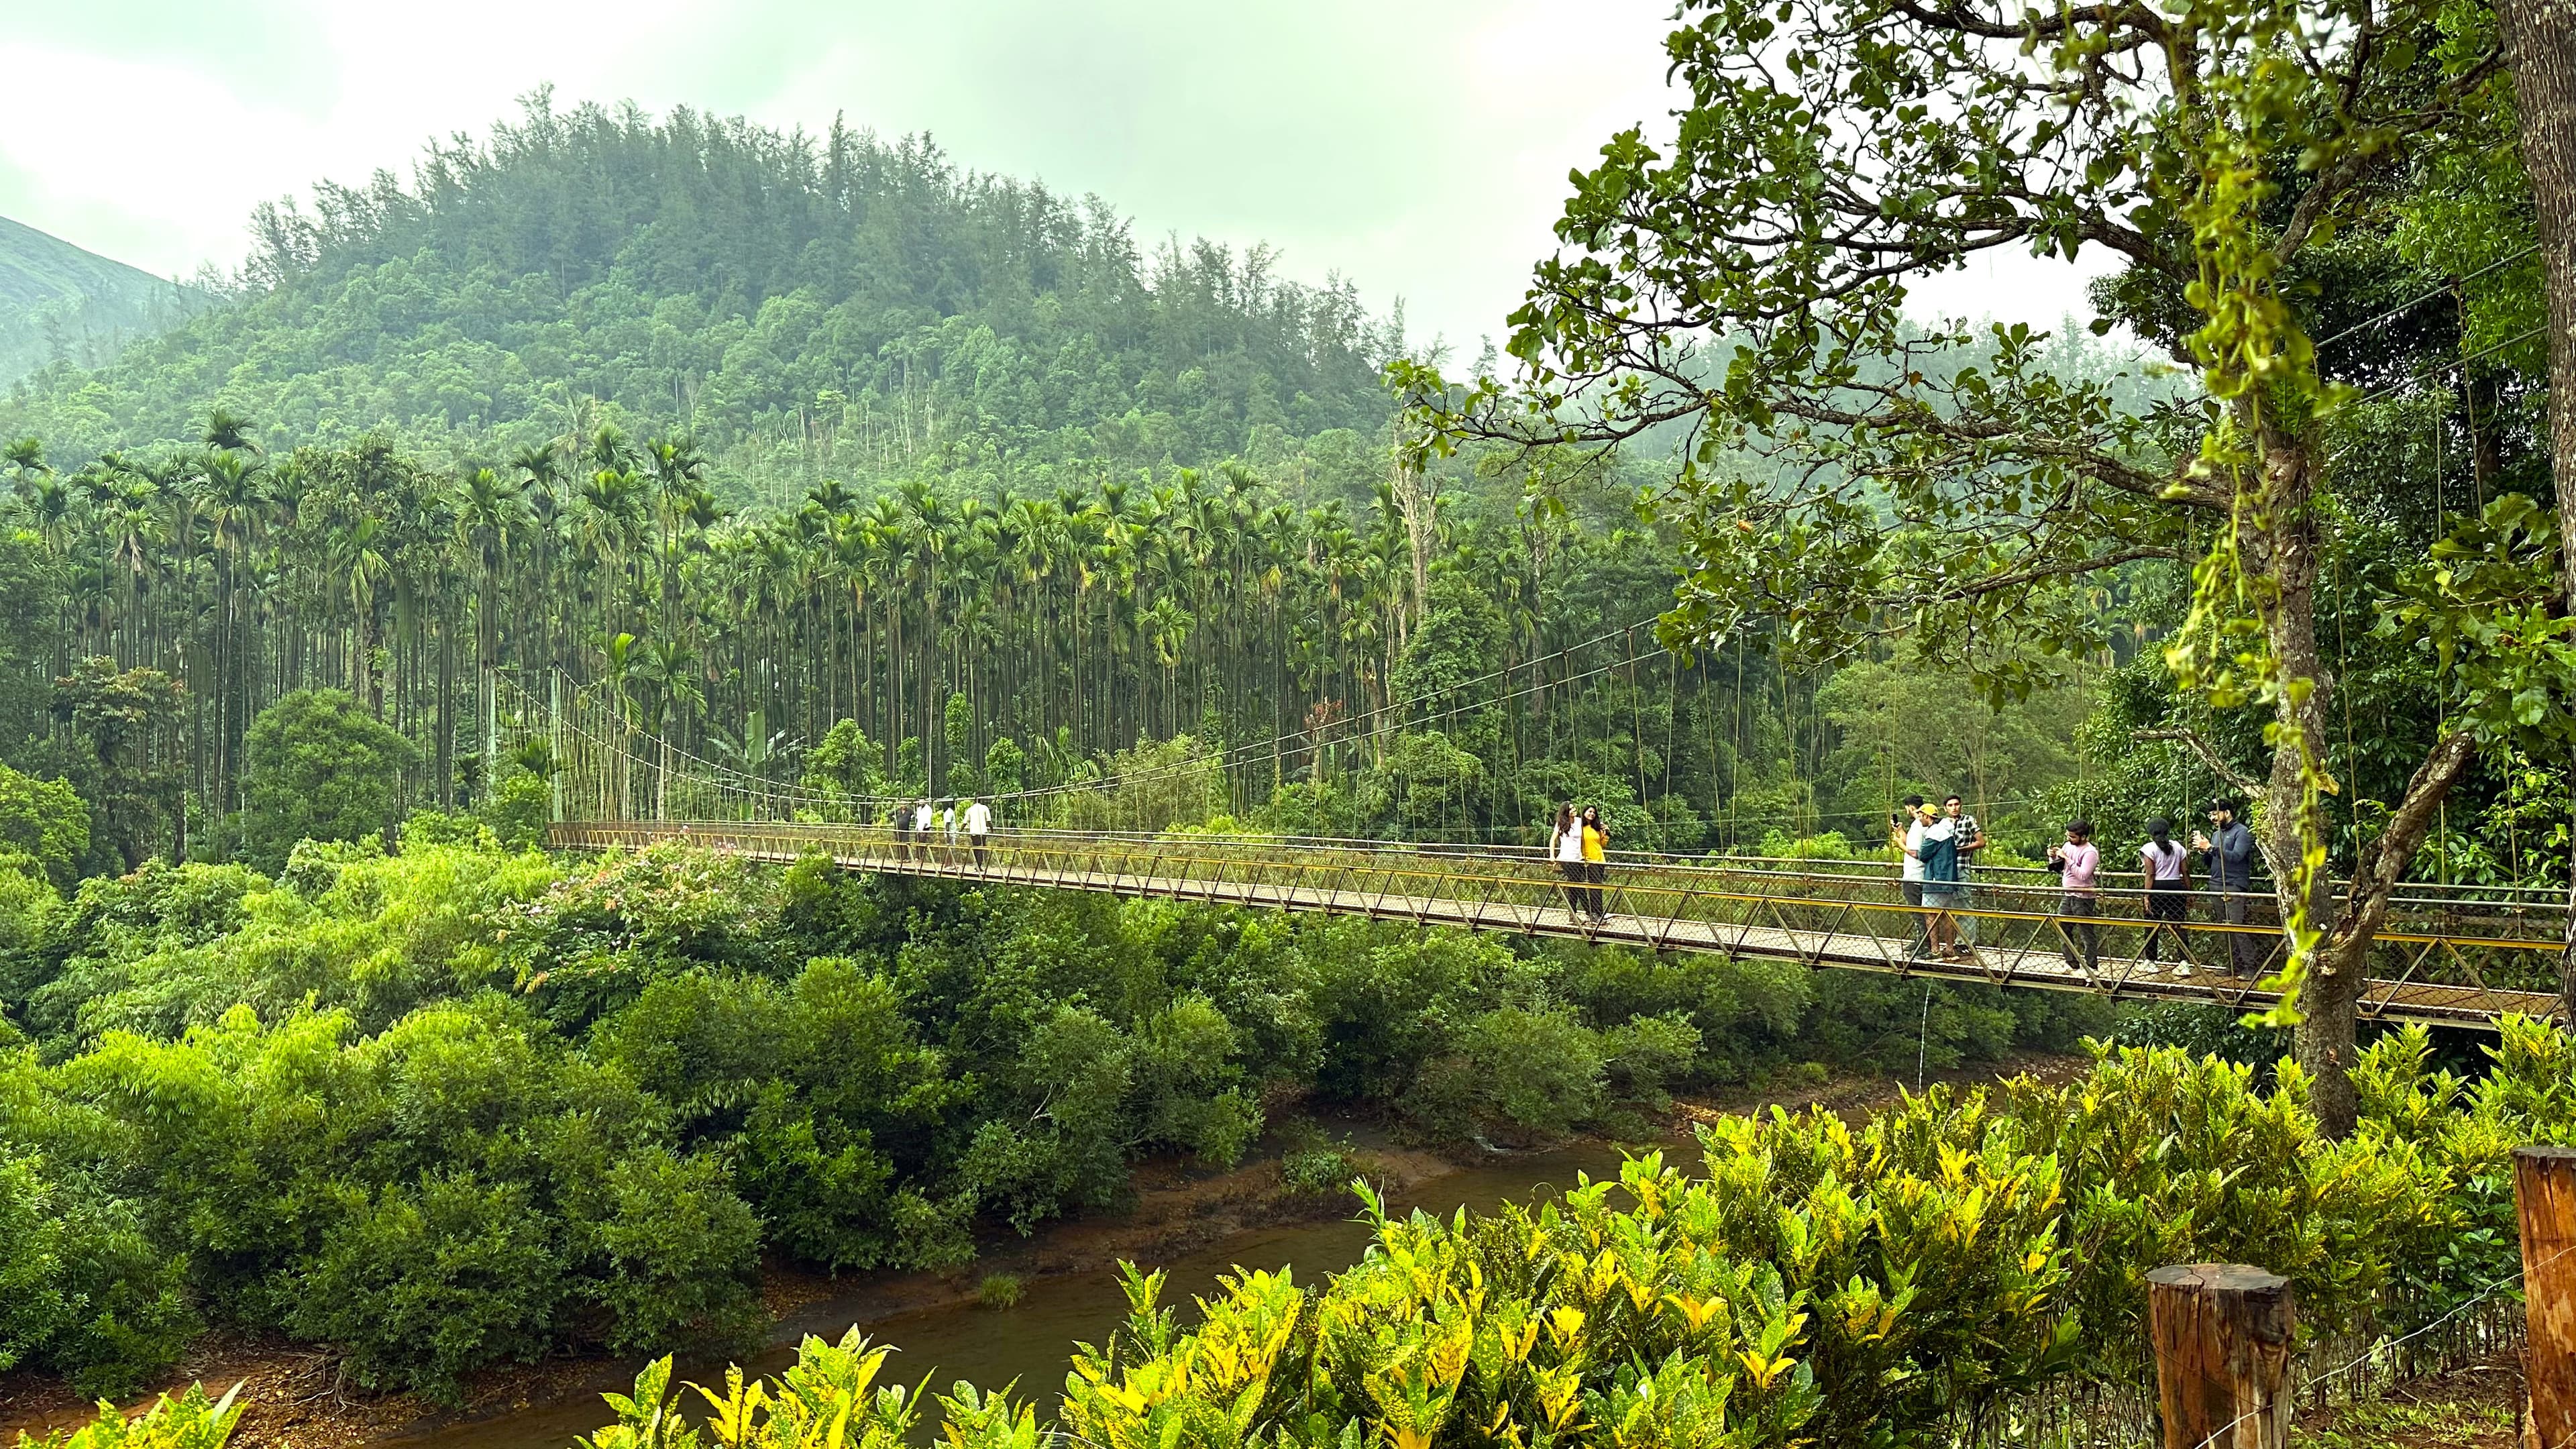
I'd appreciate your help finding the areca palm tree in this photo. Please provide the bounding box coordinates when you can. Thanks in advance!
[458,466,527,800]
[634,635,704,819]
[5,437,48,503]
[332,516,391,716]
[202,407,259,454]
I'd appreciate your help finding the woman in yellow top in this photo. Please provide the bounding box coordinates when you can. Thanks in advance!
[1578,805,1610,922]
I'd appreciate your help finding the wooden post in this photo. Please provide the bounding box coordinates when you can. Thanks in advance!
[2518,1146,2576,1448]
[2148,1264,2296,1449]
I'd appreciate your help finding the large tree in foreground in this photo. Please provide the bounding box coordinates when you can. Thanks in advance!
[1409,0,2563,1132]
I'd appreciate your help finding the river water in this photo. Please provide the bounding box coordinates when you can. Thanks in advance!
[384,1139,1649,1449]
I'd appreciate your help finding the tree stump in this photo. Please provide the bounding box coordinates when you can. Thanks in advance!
[2518,1146,2576,1448]
[2147,1264,2296,1449]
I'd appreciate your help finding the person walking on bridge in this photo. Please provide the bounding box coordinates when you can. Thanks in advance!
[914,798,937,865]
[965,796,994,867]
[2193,798,2260,977]
[1579,805,1611,923]
[1550,805,1586,915]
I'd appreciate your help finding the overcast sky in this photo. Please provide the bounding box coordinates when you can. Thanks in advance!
[0,0,2110,356]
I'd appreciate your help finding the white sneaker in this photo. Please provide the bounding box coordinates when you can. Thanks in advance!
[2171,963,2193,979]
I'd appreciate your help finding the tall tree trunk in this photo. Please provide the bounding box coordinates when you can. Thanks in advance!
[2500,0,2576,1026]
[2251,433,2363,1136]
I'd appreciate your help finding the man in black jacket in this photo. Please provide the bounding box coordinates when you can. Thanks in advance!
[2192,799,2261,977]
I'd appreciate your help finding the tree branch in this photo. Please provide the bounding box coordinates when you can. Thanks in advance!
[1916,545,2182,603]
[2324,729,2478,969]
[2131,728,2263,797]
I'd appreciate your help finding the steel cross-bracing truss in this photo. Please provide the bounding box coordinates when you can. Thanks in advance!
[547,821,2569,1032]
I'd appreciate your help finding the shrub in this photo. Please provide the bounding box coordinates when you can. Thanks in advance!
[0,1144,197,1398]
[1405,1004,1606,1142]
[582,1335,927,1449]
[1603,1010,1703,1105]
[32,1001,767,1404]
[286,1171,566,1397]
[975,1273,1024,1309]
[239,690,419,871]
[0,763,89,890]
[585,1147,765,1358]
[1275,1120,1360,1197]
[25,843,553,1051]
[479,766,553,851]
[400,809,497,851]
[552,1026,2576,1449]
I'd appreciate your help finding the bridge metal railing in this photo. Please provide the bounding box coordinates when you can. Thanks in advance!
[545,821,2565,1030]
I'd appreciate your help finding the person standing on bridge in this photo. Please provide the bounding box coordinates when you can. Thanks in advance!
[1894,796,1931,959]
[1943,794,1987,947]
[914,798,937,863]
[1914,801,1966,959]
[2193,798,2260,977]
[965,796,994,867]
[2139,817,2193,971]
[1579,805,1611,922]
[2049,819,2100,973]
[1551,805,1586,915]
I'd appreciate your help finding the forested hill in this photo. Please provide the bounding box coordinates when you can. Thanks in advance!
[0,93,1401,502]
[0,215,207,387]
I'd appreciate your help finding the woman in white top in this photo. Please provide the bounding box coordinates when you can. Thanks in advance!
[1550,804,1585,914]
[2139,816,2194,970]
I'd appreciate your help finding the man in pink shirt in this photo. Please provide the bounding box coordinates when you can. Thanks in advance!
[2048,819,2101,973]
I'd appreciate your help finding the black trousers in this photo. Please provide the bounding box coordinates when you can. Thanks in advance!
[1583,862,1606,916]
[1559,860,1586,912]
[971,835,990,867]
[2144,881,2190,961]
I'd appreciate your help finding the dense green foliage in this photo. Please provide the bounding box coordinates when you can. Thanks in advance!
[0,91,2161,866]
[0,832,2092,1401]
[238,689,418,869]
[0,93,1395,496]
[579,1026,2559,1448]
[1404,0,2560,1134]
[0,6,2559,1418]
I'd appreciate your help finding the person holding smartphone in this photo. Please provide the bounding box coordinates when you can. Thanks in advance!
[1892,796,1930,959]
[2192,798,2260,977]
[2048,819,2100,973]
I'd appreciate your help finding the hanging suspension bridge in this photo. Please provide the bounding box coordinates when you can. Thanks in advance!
[496,638,2575,1033]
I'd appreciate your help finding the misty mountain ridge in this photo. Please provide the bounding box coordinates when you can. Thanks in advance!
[0,215,209,388]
